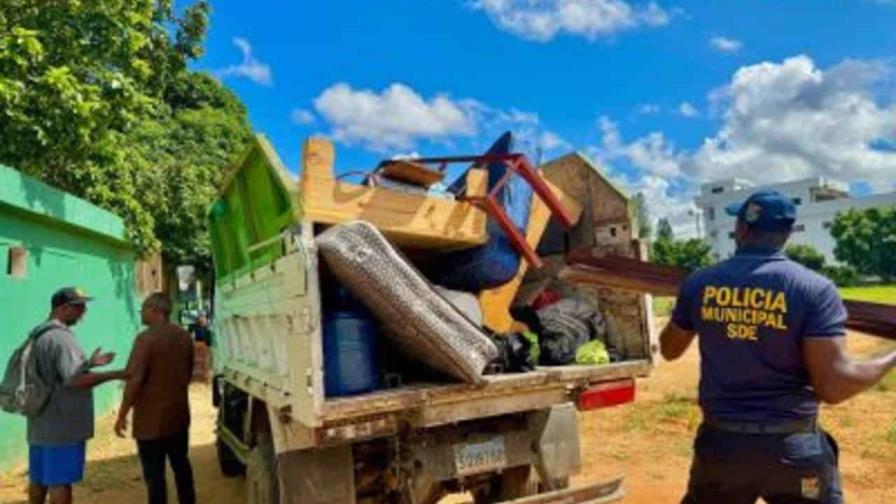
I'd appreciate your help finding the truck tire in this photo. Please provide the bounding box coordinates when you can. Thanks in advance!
[216,438,246,477]
[247,432,280,504]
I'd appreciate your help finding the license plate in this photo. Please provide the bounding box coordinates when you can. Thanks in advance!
[453,436,507,476]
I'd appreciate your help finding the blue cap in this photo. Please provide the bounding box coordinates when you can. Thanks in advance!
[724,190,797,231]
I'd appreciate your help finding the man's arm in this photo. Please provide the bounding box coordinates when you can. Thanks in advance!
[660,321,697,361]
[661,275,700,361]
[115,336,150,437]
[803,338,896,404]
[56,339,126,390]
[68,370,128,390]
[802,279,896,404]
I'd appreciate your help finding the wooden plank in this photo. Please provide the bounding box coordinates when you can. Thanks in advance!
[301,168,488,250]
[536,360,651,382]
[301,137,335,181]
[478,180,584,332]
[565,253,896,342]
[843,300,896,341]
[379,159,445,187]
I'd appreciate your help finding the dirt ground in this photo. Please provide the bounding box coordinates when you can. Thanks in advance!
[2,323,895,503]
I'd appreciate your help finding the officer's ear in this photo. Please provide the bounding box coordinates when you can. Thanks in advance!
[734,219,750,243]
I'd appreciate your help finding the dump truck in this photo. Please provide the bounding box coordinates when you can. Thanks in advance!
[208,135,657,504]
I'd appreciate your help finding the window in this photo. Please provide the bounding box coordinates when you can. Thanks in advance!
[710,230,718,239]
[711,186,725,194]
[792,198,802,205]
[7,246,27,278]
[728,231,736,239]
[609,226,617,238]
[793,224,806,232]
[707,207,716,221]
[823,221,833,229]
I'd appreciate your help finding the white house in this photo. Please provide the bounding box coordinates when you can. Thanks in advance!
[695,177,896,262]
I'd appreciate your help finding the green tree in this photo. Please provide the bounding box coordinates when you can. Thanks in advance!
[785,243,826,272]
[630,192,652,240]
[651,219,712,272]
[0,1,252,272]
[831,206,896,282]
[653,237,713,273]
[657,218,674,241]
[126,73,252,272]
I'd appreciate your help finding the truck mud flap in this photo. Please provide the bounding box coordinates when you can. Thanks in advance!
[498,476,624,504]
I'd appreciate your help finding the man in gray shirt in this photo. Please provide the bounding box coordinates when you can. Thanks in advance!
[27,287,127,504]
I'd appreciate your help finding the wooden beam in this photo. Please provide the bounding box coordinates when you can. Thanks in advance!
[563,253,896,342]
[299,138,489,250]
[478,180,583,333]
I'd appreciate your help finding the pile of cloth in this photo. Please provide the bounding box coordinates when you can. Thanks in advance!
[510,285,620,367]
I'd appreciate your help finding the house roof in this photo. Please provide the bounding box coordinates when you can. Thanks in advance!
[542,151,631,202]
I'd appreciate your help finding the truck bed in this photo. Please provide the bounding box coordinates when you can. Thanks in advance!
[321,360,650,427]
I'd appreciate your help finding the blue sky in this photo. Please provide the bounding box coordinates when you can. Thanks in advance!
[195,0,896,235]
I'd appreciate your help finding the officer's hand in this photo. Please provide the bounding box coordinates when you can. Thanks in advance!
[114,416,128,438]
[89,348,116,367]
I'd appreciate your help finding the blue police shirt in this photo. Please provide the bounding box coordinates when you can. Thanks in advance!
[671,247,848,423]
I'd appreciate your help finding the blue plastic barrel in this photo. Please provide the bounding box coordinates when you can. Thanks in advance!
[323,309,381,397]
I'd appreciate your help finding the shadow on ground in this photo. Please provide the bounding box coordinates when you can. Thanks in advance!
[1,442,245,504]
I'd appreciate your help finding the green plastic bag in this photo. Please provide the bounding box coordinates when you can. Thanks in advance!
[575,339,610,365]
[522,331,540,364]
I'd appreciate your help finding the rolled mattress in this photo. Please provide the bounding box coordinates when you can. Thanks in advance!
[316,221,499,384]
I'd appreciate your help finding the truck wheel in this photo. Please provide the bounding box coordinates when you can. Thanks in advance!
[216,438,246,477]
[247,432,280,504]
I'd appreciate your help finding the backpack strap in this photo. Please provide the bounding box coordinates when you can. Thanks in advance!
[29,324,58,342]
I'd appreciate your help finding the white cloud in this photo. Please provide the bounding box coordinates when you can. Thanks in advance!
[313,83,477,151]
[688,55,896,191]
[291,109,315,125]
[539,131,571,151]
[390,151,422,160]
[591,56,896,237]
[217,37,272,85]
[625,174,699,237]
[709,36,742,53]
[597,116,683,177]
[677,101,699,117]
[637,103,661,114]
[470,0,672,42]
[593,116,698,235]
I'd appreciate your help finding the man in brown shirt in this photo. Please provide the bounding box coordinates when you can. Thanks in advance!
[115,293,195,504]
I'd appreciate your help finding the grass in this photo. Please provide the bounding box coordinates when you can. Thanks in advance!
[653,296,676,317]
[874,369,896,392]
[839,284,896,305]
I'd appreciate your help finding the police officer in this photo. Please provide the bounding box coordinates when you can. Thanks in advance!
[660,190,896,504]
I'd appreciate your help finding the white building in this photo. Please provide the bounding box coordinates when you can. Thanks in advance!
[695,177,896,262]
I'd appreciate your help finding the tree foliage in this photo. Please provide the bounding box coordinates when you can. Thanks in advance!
[831,206,896,282]
[656,218,674,241]
[651,219,713,273]
[785,243,826,272]
[0,0,252,272]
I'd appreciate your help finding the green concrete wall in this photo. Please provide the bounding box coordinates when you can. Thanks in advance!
[0,164,141,472]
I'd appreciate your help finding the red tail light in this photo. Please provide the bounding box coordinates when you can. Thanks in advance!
[576,378,636,411]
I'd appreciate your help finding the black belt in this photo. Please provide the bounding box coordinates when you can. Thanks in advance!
[704,417,816,435]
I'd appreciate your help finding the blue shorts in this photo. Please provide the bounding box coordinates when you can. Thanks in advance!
[29,443,86,486]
